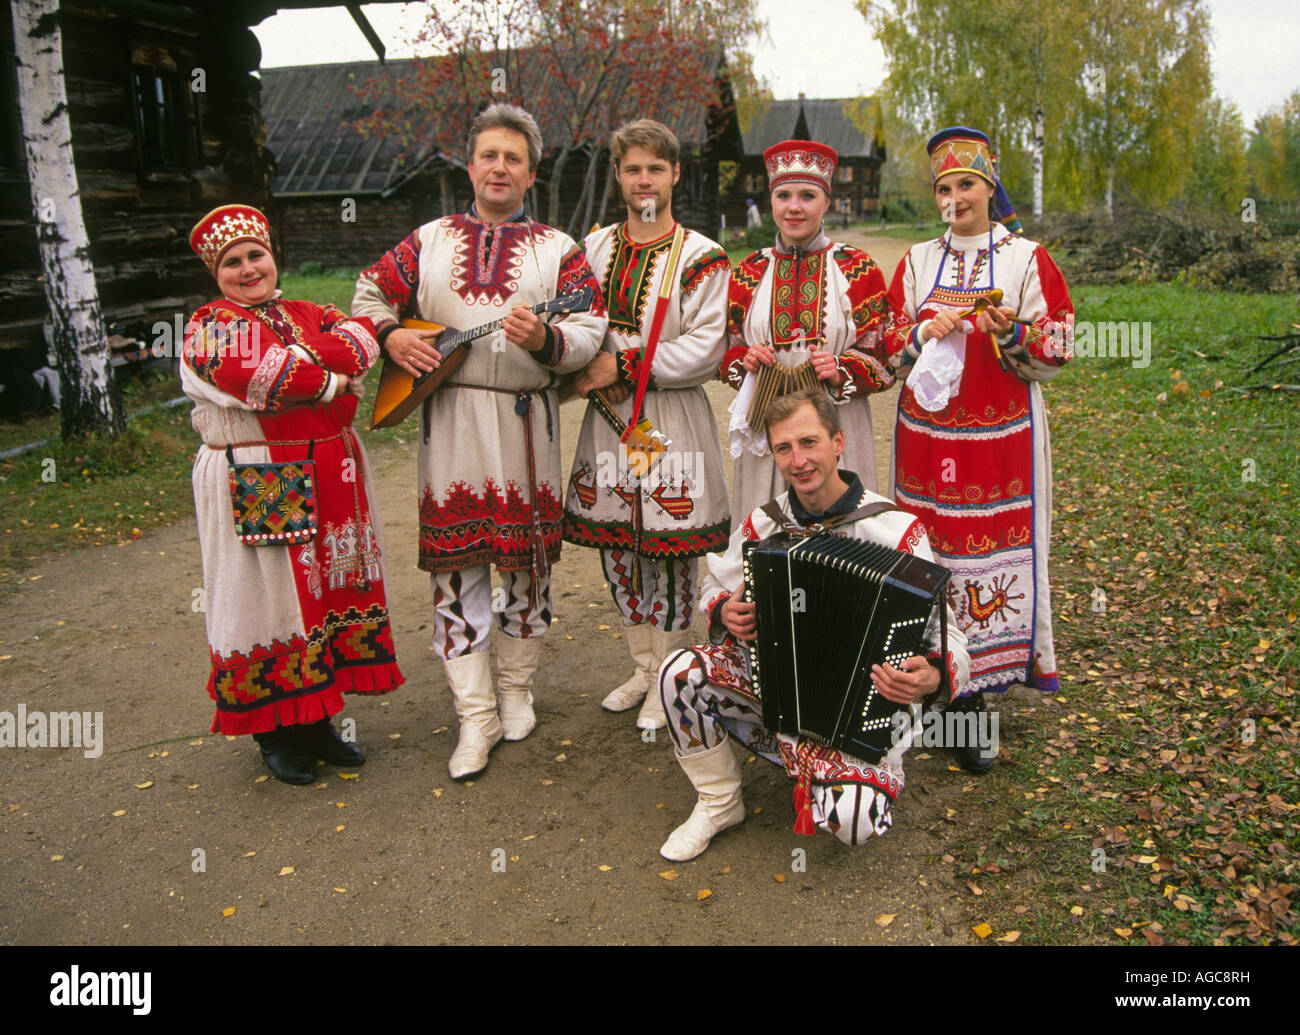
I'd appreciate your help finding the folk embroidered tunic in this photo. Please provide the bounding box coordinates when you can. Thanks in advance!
[181,296,403,735]
[352,212,607,573]
[885,224,1073,694]
[563,222,731,557]
[665,475,968,843]
[720,235,904,523]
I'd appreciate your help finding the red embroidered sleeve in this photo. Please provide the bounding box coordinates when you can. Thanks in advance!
[182,304,329,411]
[884,254,927,369]
[721,252,769,388]
[282,301,380,376]
[616,348,658,390]
[830,248,901,400]
[550,244,607,366]
[680,247,730,298]
[1001,247,1074,367]
[356,230,422,333]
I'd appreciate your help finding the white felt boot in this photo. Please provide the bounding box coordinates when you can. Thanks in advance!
[659,739,746,862]
[496,634,541,741]
[637,626,692,731]
[601,623,655,713]
[444,651,502,780]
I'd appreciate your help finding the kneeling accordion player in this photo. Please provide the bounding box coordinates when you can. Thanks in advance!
[658,475,971,850]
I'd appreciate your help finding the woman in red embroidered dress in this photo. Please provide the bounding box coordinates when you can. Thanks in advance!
[720,139,906,523]
[883,128,1073,772]
[182,205,404,784]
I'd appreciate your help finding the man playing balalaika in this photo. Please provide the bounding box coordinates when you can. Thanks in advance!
[563,119,731,732]
[656,388,971,861]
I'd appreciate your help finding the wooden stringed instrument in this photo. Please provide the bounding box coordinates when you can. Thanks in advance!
[586,385,670,478]
[369,286,594,429]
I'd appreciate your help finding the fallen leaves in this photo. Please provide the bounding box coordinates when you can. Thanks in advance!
[278,866,294,876]
[696,889,712,902]
[659,870,678,881]
[874,913,896,928]
[133,781,153,790]
[971,922,992,939]
[222,907,236,918]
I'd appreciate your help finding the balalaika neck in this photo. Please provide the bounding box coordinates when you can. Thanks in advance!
[437,300,548,357]
[586,387,626,433]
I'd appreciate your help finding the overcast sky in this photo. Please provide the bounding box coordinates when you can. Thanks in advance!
[252,0,1297,126]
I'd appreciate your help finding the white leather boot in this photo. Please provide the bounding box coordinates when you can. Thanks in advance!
[443,651,502,780]
[496,634,541,741]
[601,623,655,713]
[637,626,693,731]
[659,739,746,862]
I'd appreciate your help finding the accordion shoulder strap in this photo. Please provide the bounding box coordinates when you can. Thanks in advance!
[759,497,903,535]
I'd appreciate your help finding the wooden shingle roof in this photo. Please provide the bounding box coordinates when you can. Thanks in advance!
[742,97,883,160]
[261,62,461,196]
[261,50,740,198]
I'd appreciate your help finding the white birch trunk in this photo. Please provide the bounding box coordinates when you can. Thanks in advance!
[1032,105,1045,220]
[1105,166,1114,221]
[12,0,123,437]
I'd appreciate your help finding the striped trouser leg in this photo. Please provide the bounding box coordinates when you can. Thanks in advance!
[496,569,552,639]
[431,565,493,660]
[601,550,698,631]
[657,647,763,755]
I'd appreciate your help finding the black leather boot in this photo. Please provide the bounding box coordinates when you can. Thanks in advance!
[252,728,316,785]
[950,692,996,773]
[296,718,365,767]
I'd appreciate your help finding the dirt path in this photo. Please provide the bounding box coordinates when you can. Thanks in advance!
[0,235,1025,946]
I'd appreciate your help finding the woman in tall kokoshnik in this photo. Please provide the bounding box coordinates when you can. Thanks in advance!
[884,128,1073,771]
[182,205,404,785]
[721,139,904,522]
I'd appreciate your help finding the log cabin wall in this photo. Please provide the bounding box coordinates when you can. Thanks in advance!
[0,1,273,379]
[273,191,444,271]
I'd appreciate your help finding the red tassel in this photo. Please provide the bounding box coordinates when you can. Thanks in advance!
[794,803,816,836]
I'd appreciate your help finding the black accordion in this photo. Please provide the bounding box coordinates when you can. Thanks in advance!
[742,531,952,763]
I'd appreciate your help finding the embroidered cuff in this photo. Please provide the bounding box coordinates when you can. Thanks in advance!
[617,348,658,391]
[998,322,1026,354]
[534,323,564,366]
[706,593,730,644]
[375,319,400,349]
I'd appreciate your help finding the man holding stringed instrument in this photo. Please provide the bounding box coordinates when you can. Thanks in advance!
[351,103,607,781]
[562,119,732,733]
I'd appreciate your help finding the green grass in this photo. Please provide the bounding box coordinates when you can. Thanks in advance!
[940,282,1298,945]
[280,268,362,312]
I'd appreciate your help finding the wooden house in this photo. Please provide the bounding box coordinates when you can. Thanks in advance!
[726,95,886,227]
[260,50,744,270]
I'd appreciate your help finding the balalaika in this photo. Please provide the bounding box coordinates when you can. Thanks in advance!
[742,531,952,762]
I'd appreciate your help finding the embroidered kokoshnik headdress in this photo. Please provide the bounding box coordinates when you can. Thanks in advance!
[926,127,1022,235]
[763,139,838,195]
[189,204,274,274]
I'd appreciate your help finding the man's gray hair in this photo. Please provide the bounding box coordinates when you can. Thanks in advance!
[467,103,543,172]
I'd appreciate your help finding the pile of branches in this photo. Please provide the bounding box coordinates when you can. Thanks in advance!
[1023,207,1300,293]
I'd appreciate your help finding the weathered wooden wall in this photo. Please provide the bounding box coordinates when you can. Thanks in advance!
[1,1,274,372]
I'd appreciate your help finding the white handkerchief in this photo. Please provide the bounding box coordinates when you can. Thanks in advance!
[906,323,971,412]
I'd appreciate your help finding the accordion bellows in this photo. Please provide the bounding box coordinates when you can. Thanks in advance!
[743,532,951,761]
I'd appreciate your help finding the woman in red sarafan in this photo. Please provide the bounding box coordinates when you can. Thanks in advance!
[182,204,404,784]
[883,128,1073,773]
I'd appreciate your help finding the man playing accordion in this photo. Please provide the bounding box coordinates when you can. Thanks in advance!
[656,387,971,861]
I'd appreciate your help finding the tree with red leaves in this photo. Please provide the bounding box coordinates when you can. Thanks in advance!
[353,0,764,236]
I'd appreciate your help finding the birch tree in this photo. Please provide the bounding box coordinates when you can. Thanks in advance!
[12,0,123,437]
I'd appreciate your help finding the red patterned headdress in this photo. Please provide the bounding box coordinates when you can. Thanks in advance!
[189,204,273,275]
[764,140,837,195]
